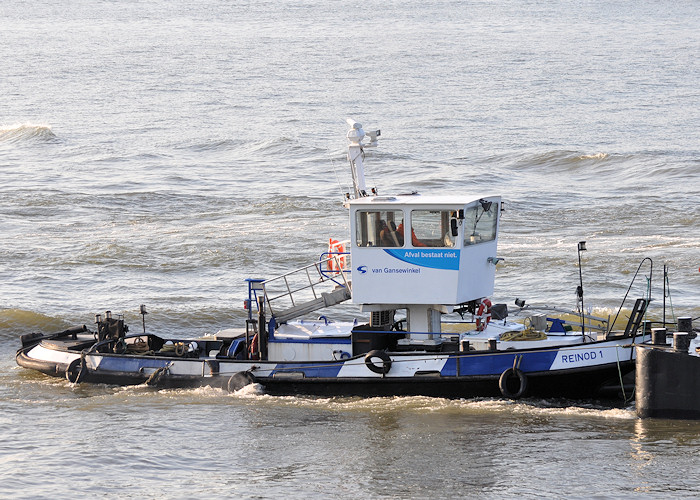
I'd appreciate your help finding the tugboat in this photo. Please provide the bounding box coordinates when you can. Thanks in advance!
[17,119,651,399]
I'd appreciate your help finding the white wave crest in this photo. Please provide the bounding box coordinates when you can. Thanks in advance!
[578,152,608,160]
[0,123,56,143]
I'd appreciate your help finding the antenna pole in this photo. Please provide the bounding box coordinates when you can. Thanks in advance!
[346,118,379,199]
[663,264,667,326]
[346,119,367,198]
[577,241,587,339]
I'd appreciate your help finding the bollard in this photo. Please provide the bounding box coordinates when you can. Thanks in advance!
[677,317,695,339]
[651,328,667,346]
[673,332,690,353]
[488,338,497,351]
[460,340,470,352]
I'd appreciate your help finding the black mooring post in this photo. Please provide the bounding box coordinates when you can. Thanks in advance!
[257,296,266,360]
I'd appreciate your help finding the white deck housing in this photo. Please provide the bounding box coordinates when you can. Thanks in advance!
[347,194,501,307]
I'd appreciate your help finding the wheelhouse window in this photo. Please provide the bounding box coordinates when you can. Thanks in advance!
[355,210,404,247]
[410,210,455,248]
[463,200,498,246]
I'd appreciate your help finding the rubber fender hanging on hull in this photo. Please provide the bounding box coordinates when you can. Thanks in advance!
[228,371,256,392]
[65,358,85,384]
[364,350,392,375]
[498,367,527,399]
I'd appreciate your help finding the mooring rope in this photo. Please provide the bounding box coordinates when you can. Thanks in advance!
[145,362,173,386]
[614,344,635,404]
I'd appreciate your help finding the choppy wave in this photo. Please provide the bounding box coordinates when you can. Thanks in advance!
[184,138,246,152]
[511,150,608,168]
[0,123,57,144]
[508,149,699,183]
[0,304,250,341]
[578,152,608,161]
[0,309,68,338]
[183,136,302,156]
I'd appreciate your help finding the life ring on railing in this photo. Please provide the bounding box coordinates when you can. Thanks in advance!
[476,298,492,331]
[328,239,346,272]
[249,333,259,360]
[498,367,527,399]
[364,349,392,375]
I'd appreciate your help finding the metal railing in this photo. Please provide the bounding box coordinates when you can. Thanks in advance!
[261,254,352,323]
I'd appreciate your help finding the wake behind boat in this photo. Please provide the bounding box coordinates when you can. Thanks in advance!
[17,119,653,399]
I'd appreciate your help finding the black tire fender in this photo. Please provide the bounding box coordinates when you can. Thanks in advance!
[364,350,392,375]
[498,367,527,399]
[65,358,85,384]
[227,371,256,392]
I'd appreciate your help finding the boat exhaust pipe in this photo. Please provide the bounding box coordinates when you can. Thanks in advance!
[20,325,88,348]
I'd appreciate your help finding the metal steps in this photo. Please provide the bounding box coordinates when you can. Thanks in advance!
[605,297,650,340]
[623,298,650,337]
[272,286,352,324]
[261,255,351,324]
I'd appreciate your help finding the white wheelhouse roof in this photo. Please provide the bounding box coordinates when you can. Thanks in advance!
[345,193,501,209]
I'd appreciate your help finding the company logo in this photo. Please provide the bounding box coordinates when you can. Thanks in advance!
[357,265,367,274]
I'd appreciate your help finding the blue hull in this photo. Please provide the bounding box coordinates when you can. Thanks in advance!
[17,337,637,400]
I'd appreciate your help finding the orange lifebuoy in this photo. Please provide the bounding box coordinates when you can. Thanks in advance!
[328,238,346,272]
[249,333,259,360]
[476,298,492,331]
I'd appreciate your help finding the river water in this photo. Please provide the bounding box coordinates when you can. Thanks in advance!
[2,0,699,498]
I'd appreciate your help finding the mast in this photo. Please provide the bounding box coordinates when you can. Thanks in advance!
[346,118,379,199]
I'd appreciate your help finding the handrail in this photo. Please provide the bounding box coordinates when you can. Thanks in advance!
[319,251,352,285]
[262,255,352,319]
[608,257,653,337]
